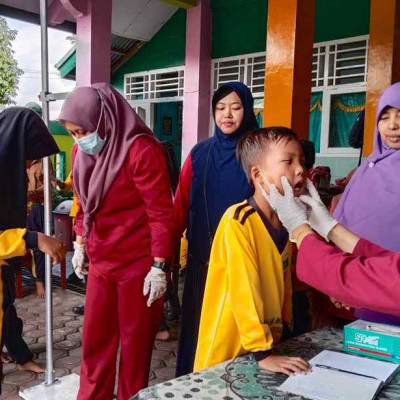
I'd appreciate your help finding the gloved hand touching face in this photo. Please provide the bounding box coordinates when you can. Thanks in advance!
[259,174,309,240]
[143,267,167,307]
[72,241,89,279]
[299,179,338,240]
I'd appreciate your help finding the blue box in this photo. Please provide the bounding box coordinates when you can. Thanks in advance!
[344,320,400,364]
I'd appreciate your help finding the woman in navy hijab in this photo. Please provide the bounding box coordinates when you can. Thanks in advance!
[173,82,259,376]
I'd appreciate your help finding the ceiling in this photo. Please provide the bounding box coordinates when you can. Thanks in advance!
[0,0,178,41]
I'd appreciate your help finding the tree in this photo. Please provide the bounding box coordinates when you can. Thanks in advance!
[0,17,23,107]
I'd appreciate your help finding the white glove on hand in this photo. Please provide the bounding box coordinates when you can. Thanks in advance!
[72,242,88,280]
[299,179,338,240]
[260,176,309,240]
[143,267,167,307]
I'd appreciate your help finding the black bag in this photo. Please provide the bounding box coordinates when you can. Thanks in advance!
[348,109,365,149]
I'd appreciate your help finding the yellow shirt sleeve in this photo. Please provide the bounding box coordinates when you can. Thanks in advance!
[64,171,73,190]
[0,229,27,264]
[223,217,274,352]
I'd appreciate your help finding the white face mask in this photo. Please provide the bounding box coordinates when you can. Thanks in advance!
[257,167,270,200]
[74,131,106,155]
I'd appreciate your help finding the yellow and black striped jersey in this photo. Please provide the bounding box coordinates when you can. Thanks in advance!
[194,200,292,371]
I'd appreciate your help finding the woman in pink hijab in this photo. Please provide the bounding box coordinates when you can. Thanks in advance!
[59,83,174,400]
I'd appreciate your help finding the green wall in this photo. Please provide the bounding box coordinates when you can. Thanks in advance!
[50,120,74,175]
[211,0,371,59]
[314,0,370,43]
[111,9,187,91]
[211,0,268,59]
[53,135,74,175]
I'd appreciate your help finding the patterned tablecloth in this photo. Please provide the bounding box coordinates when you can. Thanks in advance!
[132,327,400,400]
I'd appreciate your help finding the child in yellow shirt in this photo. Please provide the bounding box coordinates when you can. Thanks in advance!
[194,127,310,375]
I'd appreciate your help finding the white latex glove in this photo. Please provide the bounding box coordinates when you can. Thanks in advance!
[299,179,338,240]
[260,176,309,241]
[71,242,88,280]
[143,267,167,307]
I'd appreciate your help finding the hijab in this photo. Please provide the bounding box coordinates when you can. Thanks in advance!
[0,107,59,230]
[333,82,400,252]
[59,82,155,237]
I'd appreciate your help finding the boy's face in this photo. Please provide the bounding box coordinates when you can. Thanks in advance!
[257,139,306,197]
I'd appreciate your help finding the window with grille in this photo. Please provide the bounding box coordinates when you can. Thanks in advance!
[213,36,368,97]
[212,53,266,98]
[125,67,184,101]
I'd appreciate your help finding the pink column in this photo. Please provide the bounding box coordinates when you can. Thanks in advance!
[182,0,212,163]
[75,0,112,86]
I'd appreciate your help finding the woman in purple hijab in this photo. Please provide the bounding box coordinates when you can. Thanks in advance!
[59,83,174,400]
[333,82,400,325]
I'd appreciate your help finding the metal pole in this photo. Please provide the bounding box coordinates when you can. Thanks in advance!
[39,0,55,386]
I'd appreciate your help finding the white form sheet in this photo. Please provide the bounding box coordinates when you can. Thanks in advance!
[310,350,398,382]
[278,367,381,400]
[278,351,398,400]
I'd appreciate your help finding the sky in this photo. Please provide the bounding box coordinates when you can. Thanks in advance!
[6,17,76,119]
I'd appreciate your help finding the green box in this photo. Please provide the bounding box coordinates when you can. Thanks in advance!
[344,320,400,364]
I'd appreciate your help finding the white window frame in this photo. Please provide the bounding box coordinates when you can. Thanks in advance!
[313,35,368,157]
[319,85,366,156]
[124,66,185,104]
[211,52,266,99]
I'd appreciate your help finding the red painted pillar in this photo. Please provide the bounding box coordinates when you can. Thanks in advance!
[182,0,212,163]
[75,0,112,86]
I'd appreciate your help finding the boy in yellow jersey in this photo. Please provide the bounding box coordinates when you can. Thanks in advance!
[194,127,310,376]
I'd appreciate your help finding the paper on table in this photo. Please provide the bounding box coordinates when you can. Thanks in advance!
[278,367,381,400]
[311,350,397,382]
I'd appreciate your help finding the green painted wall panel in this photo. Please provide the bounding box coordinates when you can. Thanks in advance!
[211,0,370,59]
[53,134,74,175]
[314,0,370,43]
[211,0,268,59]
[111,9,187,92]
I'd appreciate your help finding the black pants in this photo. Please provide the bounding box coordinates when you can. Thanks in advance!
[176,256,208,377]
[26,203,45,282]
[2,261,33,365]
[158,280,181,331]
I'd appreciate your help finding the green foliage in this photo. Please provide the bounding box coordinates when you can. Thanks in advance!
[51,189,73,210]
[0,17,23,107]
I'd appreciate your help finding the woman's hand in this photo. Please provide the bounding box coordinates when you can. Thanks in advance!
[143,267,167,307]
[260,176,309,239]
[37,233,65,265]
[258,355,311,376]
[300,180,338,240]
[72,241,89,279]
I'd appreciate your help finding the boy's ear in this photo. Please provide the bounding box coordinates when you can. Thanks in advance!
[250,166,261,185]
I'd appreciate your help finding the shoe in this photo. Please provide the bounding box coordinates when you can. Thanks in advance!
[165,293,181,321]
[72,305,84,315]
[67,273,84,285]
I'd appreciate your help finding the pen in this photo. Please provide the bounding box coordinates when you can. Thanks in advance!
[366,325,400,336]
[314,364,378,380]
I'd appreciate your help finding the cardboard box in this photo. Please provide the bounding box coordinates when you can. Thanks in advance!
[344,320,400,364]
